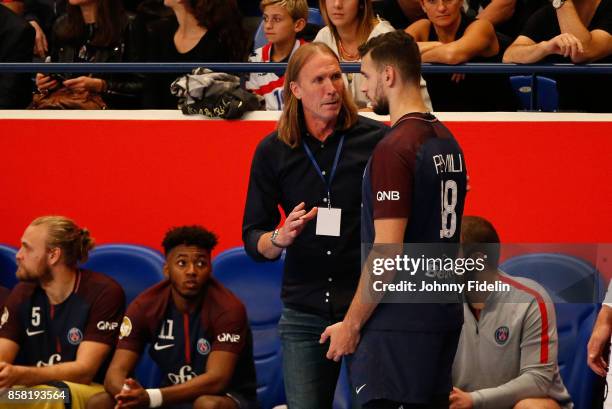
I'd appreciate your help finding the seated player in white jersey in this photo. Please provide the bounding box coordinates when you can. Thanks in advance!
[0,216,125,409]
[87,226,257,409]
[452,216,573,409]
[245,0,308,111]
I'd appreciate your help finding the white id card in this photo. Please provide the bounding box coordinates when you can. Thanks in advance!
[315,207,341,236]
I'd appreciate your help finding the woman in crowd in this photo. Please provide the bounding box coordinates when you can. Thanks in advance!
[34,0,143,109]
[405,0,516,110]
[314,0,431,109]
[142,0,247,109]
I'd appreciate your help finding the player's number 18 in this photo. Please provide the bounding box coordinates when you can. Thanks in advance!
[440,180,457,239]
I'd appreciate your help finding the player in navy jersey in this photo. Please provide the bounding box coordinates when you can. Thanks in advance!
[87,226,257,409]
[0,216,125,409]
[321,31,467,408]
[0,285,9,307]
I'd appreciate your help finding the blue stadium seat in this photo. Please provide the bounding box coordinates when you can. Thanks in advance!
[81,243,166,305]
[212,247,286,409]
[0,244,18,289]
[510,75,559,112]
[253,7,324,50]
[81,243,166,388]
[500,253,604,409]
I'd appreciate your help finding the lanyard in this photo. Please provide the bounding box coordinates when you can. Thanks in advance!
[303,134,345,209]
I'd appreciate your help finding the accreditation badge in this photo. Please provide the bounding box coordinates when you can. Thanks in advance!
[315,207,341,237]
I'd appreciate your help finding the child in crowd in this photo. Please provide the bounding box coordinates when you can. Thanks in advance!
[246,0,308,110]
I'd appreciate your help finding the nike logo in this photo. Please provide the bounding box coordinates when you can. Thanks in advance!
[26,328,45,336]
[153,342,174,351]
[356,384,366,394]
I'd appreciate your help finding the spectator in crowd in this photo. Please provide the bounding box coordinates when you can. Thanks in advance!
[503,0,612,112]
[462,0,547,39]
[33,0,144,109]
[314,0,432,109]
[246,0,308,111]
[242,42,387,408]
[142,0,247,109]
[405,0,516,110]
[322,30,467,408]
[22,0,66,58]
[0,285,9,306]
[373,0,427,29]
[87,226,257,409]
[0,216,125,406]
[0,6,35,109]
[451,216,573,409]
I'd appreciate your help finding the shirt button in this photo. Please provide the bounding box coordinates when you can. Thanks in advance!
[328,277,333,282]
[321,144,325,148]
[323,197,328,203]
[326,250,332,255]
[325,292,330,296]
[322,170,326,176]
[325,298,329,303]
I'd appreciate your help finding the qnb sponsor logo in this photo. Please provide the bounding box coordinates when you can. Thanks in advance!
[37,354,62,367]
[97,321,119,331]
[167,365,197,384]
[376,191,400,201]
[217,333,240,343]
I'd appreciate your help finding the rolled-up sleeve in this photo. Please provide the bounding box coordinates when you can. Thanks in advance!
[242,135,282,262]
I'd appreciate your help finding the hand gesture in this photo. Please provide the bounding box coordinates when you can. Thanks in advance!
[272,202,318,248]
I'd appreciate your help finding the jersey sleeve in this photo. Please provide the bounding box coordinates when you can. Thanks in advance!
[0,286,10,307]
[116,299,151,353]
[370,138,416,220]
[210,302,248,355]
[82,281,125,346]
[0,284,30,344]
[470,298,559,409]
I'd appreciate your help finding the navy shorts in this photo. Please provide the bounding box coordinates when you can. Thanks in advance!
[347,329,461,406]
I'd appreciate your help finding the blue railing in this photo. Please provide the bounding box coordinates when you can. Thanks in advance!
[2,62,611,111]
[0,62,611,74]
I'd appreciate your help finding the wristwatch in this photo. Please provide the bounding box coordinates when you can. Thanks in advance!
[552,0,566,9]
[270,229,284,248]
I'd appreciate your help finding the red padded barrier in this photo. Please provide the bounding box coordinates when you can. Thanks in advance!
[0,118,610,258]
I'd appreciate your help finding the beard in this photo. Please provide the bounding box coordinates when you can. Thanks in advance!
[372,96,390,116]
[16,262,52,283]
[370,81,390,116]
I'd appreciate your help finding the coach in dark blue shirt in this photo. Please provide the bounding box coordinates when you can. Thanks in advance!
[242,42,386,409]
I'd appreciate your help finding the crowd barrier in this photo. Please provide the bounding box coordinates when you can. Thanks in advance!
[1,110,610,264]
[2,62,612,111]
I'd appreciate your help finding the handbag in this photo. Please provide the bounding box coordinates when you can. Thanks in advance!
[28,87,107,110]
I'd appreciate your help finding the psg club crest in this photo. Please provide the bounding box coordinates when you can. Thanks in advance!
[197,338,211,355]
[494,326,510,345]
[0,306,8,329]
[119,316,132,340]
[67,327,83,345]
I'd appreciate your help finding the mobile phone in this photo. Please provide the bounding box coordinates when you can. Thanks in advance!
[49,73,67,82]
